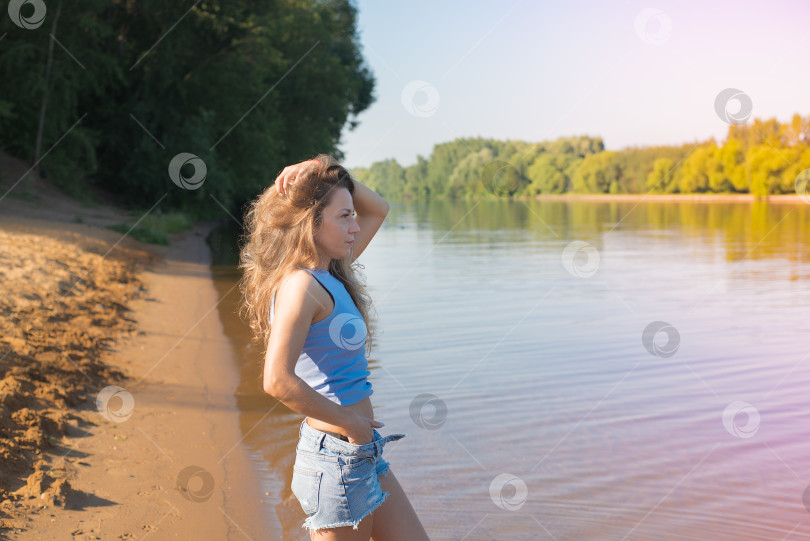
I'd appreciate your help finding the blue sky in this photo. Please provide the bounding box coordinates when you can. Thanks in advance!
[338,0,810,169]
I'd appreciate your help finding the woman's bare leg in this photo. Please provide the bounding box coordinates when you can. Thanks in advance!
[310,514,374,541]
[370,468,430,541]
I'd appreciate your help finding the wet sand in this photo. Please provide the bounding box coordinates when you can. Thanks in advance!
[0,159,276,538]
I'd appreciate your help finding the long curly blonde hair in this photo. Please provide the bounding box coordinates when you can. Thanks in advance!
[237,154,377,357]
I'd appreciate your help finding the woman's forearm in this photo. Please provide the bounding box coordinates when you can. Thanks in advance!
[350,177,389,217]
[269,375,355,428]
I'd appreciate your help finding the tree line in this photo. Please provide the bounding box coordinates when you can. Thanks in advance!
[0,0,374,218]
[352,115,810,199]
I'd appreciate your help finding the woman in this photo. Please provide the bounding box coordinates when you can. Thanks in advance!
[238,155,430,540]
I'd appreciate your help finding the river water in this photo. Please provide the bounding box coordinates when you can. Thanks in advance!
[208,198,810,540]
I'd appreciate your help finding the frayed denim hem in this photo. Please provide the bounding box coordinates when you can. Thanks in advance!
[377,460,392,478]
[301,490,391,532]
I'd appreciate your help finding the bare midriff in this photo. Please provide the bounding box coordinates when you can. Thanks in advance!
[306,395,374,437]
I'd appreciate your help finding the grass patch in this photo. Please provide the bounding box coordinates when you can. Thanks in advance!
[6,189,38,202]
[105,211,194,246]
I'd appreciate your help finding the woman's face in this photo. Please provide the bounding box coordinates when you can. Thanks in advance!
[314,188,360,267]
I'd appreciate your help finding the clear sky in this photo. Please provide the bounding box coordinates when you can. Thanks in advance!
[338,0,810,169]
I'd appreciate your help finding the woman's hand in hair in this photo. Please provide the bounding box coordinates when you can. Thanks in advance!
[274,159,319,195]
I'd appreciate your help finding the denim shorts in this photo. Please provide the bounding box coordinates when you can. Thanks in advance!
[291,418,406,532]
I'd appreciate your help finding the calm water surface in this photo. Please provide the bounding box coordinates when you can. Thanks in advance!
[209,198,810,541]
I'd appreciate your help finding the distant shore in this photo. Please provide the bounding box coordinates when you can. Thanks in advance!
[522,193,807,204]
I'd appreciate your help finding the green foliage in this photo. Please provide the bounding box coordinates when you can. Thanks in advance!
[572,151,621,193]
[526,154,579,194]
[105,211,194,246]
[351,115,810,199]
[714,140,745,192]
[105,223,170,246]
[679,144,718,194]
[0,99,14,122]
[646,158,675,193]
[351,135,604,200]
[0,0,374,219]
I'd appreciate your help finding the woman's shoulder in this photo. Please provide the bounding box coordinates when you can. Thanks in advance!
[281,268,322,291]
[273,269,330,324]
[275,269,321,305]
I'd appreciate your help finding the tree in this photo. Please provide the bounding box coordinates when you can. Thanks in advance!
[526,153,573,194]
[714,139,745,192]
[747,145,790,196]
[678,145,718,193]
[0,0,375,217]
[646,158,674,193]
[344,115,810,200]
[573,151,620,193]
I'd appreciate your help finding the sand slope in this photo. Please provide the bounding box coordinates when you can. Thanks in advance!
[0,154,275,539]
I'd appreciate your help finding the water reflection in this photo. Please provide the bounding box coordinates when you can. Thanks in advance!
[208,198,810,540]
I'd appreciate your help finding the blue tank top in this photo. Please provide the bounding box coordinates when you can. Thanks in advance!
[270,267,373,406]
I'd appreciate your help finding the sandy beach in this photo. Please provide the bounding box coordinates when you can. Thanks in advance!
[0,156,276,539]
